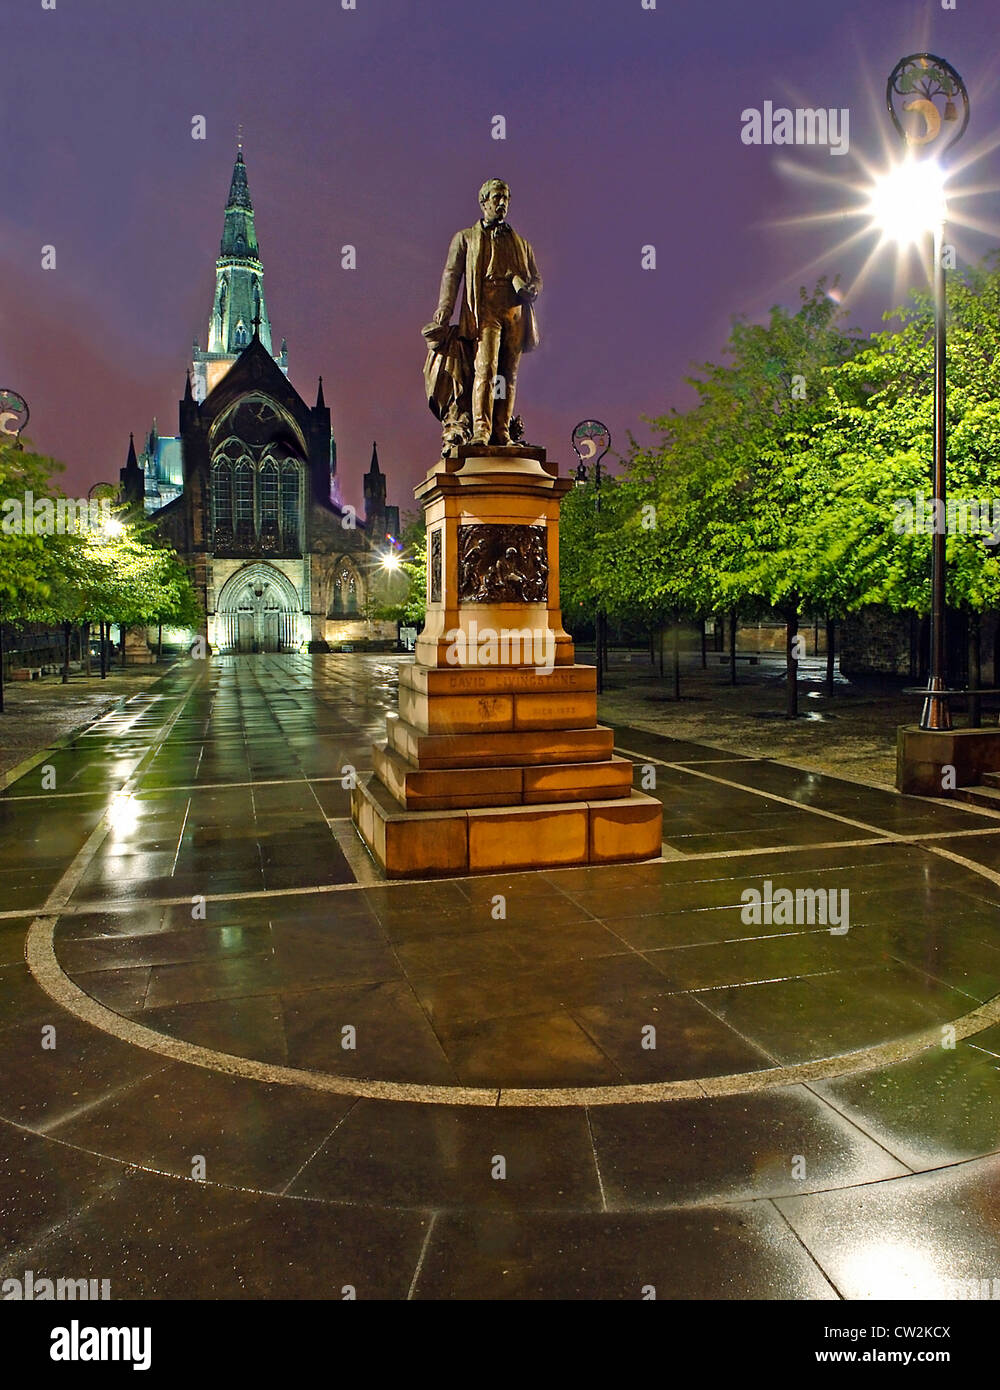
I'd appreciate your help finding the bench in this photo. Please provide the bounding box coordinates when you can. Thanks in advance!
[11,667,41,681]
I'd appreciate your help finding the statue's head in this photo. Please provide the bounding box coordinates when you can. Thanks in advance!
[479,179,510,225]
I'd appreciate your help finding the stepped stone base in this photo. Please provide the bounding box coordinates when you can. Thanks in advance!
[373,742,634,811]
[386,715,616,769]
[352,773,663,878]
[350,442,664,876]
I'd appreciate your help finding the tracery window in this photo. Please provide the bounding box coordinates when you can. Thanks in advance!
[234,460,254,541]
[259,460,278,552]
[334,566,359,615]
[280,462,301,546]
[260,461,278,522]
[211,461,233,539]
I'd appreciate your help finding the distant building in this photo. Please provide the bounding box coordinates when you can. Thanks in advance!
[126,147,399,653]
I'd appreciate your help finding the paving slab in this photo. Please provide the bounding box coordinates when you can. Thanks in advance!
[4,652,1000,1298]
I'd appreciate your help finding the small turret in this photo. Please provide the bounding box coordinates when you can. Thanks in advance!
[119,432,145,513]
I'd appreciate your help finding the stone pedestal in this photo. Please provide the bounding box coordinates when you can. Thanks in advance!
[352,444,663,877]
[122,628,155,666]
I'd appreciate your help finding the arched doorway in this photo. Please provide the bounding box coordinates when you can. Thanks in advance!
[216,564,301,653]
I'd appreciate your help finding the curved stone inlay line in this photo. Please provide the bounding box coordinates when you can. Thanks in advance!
[26,913,1000,1108]
[19,666,1000,1109]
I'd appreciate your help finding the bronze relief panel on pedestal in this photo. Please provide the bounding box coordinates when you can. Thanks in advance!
[457,523,548,604]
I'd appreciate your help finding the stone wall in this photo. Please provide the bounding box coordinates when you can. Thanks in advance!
[838,607,915,677]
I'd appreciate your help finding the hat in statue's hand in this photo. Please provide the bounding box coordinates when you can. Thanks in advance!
[421,320,449,346]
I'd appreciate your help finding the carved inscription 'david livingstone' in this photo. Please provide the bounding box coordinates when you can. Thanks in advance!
[457,523,548,604]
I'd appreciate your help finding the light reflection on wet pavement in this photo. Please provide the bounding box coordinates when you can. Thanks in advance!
[3,653,1000,1298]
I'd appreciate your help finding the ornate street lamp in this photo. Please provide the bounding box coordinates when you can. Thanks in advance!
[0,389,29,447]
[571,419,612,693]
[879,54,970,730]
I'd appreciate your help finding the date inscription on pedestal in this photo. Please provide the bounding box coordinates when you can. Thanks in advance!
[458,524,548,604]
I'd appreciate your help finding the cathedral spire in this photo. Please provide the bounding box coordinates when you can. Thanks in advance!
[316,376,326,409]
[192,147,288,397]
[207,147,272,357]
[368,441,381,474]
[223,149,255,230]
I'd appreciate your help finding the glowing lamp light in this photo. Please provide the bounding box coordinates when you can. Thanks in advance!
[868,156,947,244]
[381,551,401,571]
[102,517,124,538]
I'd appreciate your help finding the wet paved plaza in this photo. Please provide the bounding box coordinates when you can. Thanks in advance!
[4,654,1000,1298]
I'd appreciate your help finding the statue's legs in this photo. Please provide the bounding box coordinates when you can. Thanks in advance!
[492,334,522,445]
[472,296,524,445]
[472,321,502,443]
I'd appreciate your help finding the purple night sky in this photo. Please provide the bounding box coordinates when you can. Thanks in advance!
[3,0,999,515]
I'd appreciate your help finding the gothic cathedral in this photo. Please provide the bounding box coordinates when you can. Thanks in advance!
[121,147,399,654]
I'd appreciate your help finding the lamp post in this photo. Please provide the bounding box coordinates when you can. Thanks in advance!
[572,419,611,693]
[881,54,970,730]
[0,390,30,712]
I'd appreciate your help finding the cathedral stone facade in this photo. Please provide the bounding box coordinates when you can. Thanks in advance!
[122,148,399,654]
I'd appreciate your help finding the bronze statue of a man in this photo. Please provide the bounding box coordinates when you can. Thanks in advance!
[422,179,541,448]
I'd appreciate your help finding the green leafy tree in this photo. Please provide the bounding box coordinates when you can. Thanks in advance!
[600,282,861,711]
[374,513,427,627]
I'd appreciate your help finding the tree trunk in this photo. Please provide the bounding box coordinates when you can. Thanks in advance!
[0,615,5,714]
[786,612,799,719]
[673,615,681,700]
[969,612,982,729]
[62,621,71,684]
[658,624,664,678]
[700,620,707,669]
[824,616,835,697]
[649,629,655,666]
[82,622,91,677]
[729,609,737,686]
[99,622,107,679]
[157,623,163,662]
[119,626,126,667]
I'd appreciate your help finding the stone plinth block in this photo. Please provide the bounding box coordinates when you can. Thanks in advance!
[414,445,575,673]
[897,724,1000,796]
[386,716,615,769]
[373,742,634,811]
[397,682,597,735]
[352,774,662,878]
[399,663,597,697]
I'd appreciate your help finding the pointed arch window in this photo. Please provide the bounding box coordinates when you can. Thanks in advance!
[259,460,279,552]
[211,460,233,542]
[280,462,301,547]
[234,460,254,543]
[260,461,278,522]
[334,565,359,616]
